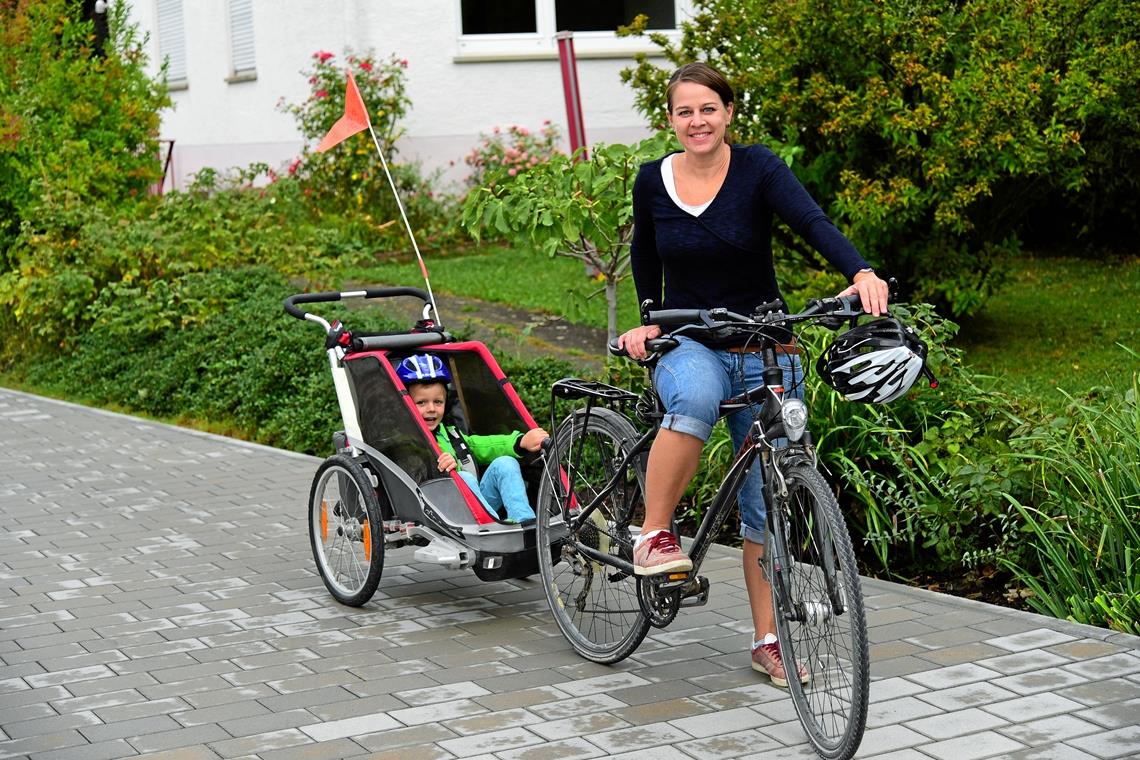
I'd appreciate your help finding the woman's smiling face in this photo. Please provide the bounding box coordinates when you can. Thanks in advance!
[668,81,733,156]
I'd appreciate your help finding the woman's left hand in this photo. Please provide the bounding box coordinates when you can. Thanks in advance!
[838,270,889,316]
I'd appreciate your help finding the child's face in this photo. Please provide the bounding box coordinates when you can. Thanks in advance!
[408,382,447,431]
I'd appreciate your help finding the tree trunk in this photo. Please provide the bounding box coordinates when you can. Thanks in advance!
[605,278,619,344]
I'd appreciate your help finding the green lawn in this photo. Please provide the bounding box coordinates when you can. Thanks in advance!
[357,246,1139,405]
[955,255,1139,403]
[348,245,643,331]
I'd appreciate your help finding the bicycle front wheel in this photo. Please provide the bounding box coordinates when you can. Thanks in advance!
[309,454,384,606]
[536,407,651,663]
[769,463,869,760]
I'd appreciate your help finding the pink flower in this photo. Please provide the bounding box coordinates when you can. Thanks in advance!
[315,89,328,99]
[359,61,373,72]
[400,59,409,68]
[314,50,334,62]
[288,158,302,176]
[508,168,518,176]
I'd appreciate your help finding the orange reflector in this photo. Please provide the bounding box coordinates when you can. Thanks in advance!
[667,572,689,581]
[363,519,372,561]
[320,500,329,541]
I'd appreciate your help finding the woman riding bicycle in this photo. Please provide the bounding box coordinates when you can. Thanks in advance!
[617,62,889,686]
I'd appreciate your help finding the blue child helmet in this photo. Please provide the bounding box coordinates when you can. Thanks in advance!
[396,354,451,385]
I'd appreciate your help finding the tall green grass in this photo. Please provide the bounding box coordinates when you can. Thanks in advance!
[999,372,1140,634]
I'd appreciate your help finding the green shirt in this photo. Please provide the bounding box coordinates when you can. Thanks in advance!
[434,423,522,474]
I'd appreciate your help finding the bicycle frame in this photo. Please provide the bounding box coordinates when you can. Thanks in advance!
[548,343,812,585]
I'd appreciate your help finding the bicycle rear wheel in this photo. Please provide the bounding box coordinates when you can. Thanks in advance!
[536,407,651,663]
[309,454,384,606]
[769,463,868,760]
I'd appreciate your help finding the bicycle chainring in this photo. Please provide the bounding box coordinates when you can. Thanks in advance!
[637,576,683,628]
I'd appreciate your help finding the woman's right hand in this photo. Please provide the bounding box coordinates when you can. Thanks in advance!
[617,324,662,361]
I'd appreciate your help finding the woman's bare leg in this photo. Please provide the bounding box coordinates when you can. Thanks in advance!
[743,538,774,639]
[639,428,703,534]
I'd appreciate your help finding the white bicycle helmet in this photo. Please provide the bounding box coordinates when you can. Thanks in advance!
[817,318,928,403]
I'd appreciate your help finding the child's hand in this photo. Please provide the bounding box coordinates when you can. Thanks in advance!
[519,428,549,452]
[437,452,457,473]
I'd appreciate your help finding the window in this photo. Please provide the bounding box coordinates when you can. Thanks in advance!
[456,0,688,61]
[156,0,187,85]
[554,1,675,32]
[227,0,256,79]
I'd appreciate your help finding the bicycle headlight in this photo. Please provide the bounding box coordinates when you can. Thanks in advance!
[781,399,809,442]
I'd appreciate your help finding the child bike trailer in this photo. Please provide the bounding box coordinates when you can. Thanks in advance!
[285,287,545,606]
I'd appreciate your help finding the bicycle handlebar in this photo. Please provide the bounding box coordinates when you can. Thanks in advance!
[283,287,431,322]
[608,292,875,361]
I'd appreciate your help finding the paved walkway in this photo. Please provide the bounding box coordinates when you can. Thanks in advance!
[1,387,1138,760]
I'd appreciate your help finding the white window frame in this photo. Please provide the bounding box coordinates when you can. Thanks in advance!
[155,0,188,88]
[454,0,691,62]
[226,0,257,81]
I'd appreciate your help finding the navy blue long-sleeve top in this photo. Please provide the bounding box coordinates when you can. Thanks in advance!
[630,143,870,335]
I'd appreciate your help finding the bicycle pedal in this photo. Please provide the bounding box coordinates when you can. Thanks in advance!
[648,573,690,592]
[679,576,710,608]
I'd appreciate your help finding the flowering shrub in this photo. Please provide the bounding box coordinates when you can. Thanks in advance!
[464,122,562,188]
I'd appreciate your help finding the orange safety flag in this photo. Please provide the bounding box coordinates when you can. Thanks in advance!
[316,70,370,153]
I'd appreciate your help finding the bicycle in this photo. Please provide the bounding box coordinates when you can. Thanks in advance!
[534,292,935,760]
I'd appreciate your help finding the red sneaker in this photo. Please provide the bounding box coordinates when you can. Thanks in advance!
[632,531,692,576]
[752,641,809,688]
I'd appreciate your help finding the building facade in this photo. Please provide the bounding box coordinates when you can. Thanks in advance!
[125,1,689,191]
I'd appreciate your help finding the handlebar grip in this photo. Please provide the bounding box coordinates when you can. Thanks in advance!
[607,336,679,358]
[284,291,339,319]
[645,308,704,328]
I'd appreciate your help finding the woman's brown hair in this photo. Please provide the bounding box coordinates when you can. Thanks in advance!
[666,62,735,113]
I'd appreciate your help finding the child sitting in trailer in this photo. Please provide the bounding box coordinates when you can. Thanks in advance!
[397,354,548,525]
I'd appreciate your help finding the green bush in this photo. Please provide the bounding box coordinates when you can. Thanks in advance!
[0,171,368,363]
[1000,376,1140,634]
[20,266,398,455]
[0,0,169,256]
[620,0,1140,314]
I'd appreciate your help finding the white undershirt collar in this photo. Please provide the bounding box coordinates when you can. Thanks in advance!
[662,154,713,217]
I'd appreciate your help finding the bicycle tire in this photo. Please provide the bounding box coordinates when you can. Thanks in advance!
[769,463,869,760]
[536,407,651,663]
[309,454,384,606]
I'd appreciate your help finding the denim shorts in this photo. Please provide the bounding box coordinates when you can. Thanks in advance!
[654,336,805,544]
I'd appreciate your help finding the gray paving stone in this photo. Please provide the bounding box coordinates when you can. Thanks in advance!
[436,726,544,756]
[529,711,632,741]
[865,696,943,728]
[920,730,1027,760]
[976,648,1073,675]
[1058,678,1140,707]
[904,662,1004,690]
[1067,725,1140,759]
[985,628,1078,652]
[675,728,781,759]
[1062,652,1140,681]
[496,736,605,759]
[904,706,1009,740]
[1076,698,1140,730]
[997,714,1104,745]
[126,724,231,755]
[584,720,693,754]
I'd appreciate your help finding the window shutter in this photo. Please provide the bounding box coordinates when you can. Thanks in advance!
[229,0,256,74]
[156,0,187,83]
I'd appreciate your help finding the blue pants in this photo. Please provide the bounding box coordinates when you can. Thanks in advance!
[654,336,804,543]
[458,456,535,522]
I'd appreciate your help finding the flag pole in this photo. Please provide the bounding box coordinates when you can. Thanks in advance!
[317,69,442,328]
[364,125,442,328]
